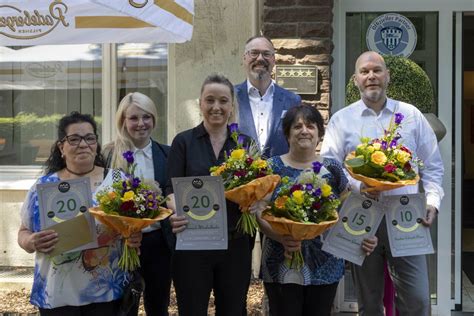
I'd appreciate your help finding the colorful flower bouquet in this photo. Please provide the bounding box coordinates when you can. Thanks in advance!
[210,123,280,237]
[345,112,422,192]
[262,162,340,269]
[90,151,172,271]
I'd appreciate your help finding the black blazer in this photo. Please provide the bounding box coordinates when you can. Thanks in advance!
[150,140,175,251]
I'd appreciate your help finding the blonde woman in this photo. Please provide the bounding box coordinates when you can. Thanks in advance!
[104,92,172,316]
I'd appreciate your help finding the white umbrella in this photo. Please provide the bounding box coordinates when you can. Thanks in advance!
[0,0,194,46]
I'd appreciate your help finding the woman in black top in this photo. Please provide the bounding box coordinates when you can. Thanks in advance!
[165,74,251,316]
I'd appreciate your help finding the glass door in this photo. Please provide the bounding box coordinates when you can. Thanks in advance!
[332,0,472,314]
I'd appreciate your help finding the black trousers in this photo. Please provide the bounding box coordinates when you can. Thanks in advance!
[127,229,172,316]
[39,300,119,316]
[172,236,251,316]
[264,282,339,316]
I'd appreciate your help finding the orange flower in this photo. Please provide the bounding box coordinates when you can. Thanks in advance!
[274,196,288,209]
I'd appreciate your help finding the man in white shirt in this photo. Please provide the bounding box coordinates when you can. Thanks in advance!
[320,51,444,316]
[235,35,301,158]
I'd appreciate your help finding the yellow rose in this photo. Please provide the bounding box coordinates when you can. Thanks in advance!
[372,142,381,150]
[366,145,375,153]
[396,151,411,164]
[252,158,267,169]
[371,151,387,166]
[292,190,305,205]
[107,192,117,200]
[230,149,245,160]
[211,164,226,176]
[121,190,135,202]
[321,184,332,197]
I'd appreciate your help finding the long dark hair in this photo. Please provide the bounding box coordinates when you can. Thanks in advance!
[45,112,105,174]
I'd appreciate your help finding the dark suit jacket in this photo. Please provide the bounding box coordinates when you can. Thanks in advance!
[150,140,175,252]
[235,81,301,158]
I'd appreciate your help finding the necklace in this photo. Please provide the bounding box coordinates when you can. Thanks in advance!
[65,166,95,177]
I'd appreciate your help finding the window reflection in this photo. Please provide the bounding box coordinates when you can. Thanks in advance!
[0,44,102,165]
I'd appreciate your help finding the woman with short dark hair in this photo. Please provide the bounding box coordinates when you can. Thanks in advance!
[254,105,378,316]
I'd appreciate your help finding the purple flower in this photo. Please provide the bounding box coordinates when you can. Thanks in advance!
[381,141,387,150]
[389,139,398,148]
[123,151,134,164]
[229,123,239,133]
[312,161,322,174]
[132,177,141,188]
[312,188,322,197]
[394,112,404,125]
[237,135,245,146]
[305,183,313,191]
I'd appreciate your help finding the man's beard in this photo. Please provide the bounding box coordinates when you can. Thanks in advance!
[251,61,270,81]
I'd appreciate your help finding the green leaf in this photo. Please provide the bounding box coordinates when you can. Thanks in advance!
[345,157,365,168]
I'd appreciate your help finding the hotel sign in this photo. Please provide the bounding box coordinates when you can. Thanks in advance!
[275,65,318,95]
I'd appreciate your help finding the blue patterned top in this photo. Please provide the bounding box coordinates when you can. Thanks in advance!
[261,156,348,285]
[20,173,126,309]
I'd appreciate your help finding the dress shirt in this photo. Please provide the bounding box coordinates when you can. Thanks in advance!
[320,98,444,210]
[134,140,154,181]
[247,79,274,152]
[165,122,251,233]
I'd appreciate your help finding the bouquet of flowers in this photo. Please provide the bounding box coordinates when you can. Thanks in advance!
[262,162,340,269]
[90,151,172,271]
[210,123,280,236]
[345,112,422,191]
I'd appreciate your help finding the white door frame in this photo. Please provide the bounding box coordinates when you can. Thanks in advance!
[333,0,474,314]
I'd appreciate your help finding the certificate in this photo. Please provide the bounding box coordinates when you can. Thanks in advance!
[322,193,385,266]
[385,193,434,257]
[36,178,98,254]
[172,176,228,250]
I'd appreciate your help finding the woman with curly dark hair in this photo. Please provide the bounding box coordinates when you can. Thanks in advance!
[18,112,141,316]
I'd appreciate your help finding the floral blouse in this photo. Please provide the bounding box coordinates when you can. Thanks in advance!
[261,156,348,286]
[21,173,126,309]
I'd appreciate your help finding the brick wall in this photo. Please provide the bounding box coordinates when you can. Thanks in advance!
[262,0,334,124]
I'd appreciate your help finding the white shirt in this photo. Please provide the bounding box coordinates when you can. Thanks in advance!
[247,79,275,151]
[320,98,444,210]
[134,140,154,181]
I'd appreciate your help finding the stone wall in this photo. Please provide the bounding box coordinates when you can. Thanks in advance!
[262,0,334,130]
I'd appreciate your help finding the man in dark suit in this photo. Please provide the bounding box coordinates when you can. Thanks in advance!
[236,35,301,158]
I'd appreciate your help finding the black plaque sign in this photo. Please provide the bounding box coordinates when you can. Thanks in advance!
[275,65,318,95]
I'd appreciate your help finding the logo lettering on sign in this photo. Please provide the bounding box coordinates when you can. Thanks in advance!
[366,13,417,57]
[129,0,149,8]
[0,1,69,40]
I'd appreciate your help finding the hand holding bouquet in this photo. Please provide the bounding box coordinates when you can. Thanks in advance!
[345,112,422,192]
[210,123,280,236]
[263,162,340,269]
[91,151,171,271]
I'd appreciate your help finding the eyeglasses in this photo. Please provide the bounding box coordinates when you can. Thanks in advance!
[126,114,153,124]
[246,49,274,59]
[62,133,98,146]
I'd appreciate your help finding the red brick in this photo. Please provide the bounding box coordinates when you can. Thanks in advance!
[264,6,332,23]
[297,0,332,6]
[265,0,298,6]
[263,23,298,38]
[298,22,333,38]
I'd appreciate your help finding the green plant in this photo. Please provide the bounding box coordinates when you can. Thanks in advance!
[346,55,435,113]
